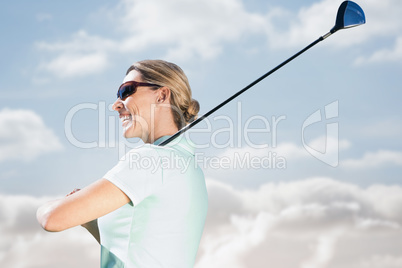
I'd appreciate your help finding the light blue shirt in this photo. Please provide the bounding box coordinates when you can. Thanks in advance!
[98,136,208,268]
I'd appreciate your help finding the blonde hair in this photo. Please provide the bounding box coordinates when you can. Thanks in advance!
[127,60,200,129]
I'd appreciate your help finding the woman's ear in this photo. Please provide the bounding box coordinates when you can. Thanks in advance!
[157,87,171,103]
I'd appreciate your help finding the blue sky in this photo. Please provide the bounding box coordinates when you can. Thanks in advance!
[1,0,402,267]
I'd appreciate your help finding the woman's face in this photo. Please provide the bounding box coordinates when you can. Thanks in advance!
[112,70,160,141]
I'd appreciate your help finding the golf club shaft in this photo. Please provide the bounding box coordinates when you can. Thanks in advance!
[159,32,332,146]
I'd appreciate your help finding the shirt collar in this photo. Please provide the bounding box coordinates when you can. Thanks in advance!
[153,135,195,155]
[153,135,172,146]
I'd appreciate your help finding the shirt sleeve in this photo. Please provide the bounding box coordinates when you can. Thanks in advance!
[103,145,163,205]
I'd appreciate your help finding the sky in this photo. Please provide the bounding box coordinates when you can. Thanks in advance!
[0,0,401,267]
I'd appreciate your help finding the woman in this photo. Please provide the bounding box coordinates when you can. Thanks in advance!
[37,60,208,268]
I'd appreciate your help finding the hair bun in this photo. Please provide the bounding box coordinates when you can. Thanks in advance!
[184,99,200,123]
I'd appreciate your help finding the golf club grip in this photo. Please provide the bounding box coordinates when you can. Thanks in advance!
[159,35,326,146]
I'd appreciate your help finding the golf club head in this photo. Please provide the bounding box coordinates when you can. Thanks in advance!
[331,1,366,33]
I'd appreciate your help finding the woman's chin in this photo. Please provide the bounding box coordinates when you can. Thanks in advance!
[123,129,136,139]
[122,131,131,139]
[122,124,136,139]
[123,127,144,140]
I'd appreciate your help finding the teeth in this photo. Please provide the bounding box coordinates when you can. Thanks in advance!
[121,115,132,122]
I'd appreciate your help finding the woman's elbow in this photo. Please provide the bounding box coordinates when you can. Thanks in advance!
[36,205,65,232]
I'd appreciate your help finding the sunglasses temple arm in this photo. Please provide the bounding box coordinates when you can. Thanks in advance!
[159,36,324,146]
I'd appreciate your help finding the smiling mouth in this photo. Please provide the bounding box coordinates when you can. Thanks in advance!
[120,114,133,126]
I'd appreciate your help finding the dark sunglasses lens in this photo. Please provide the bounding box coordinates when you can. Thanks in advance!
[117,84,135,100]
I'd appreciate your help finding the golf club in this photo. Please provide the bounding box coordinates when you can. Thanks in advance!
[159,0,366,146]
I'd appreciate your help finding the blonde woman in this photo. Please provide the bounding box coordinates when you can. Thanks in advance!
[37,60,208,268]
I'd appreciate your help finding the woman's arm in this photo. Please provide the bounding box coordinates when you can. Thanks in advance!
[65,188,101,243]
[36,178,130,233]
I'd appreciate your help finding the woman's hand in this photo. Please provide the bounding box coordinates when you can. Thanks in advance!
[66,188,81,197]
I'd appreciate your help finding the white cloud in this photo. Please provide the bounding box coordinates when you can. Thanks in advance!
[355,36,402,65]
[366,184,402,221]
[196,177,402,268]
[0,108,63,162]
[268,0,402,52]
[36,30,115,53]
[36,30,114,78]
[115,0,268,60]
[342,150,402,169]
[39,52,108,78]
[300,229,344,268]
[359,255,402,268]
[0,194,99,268]
[358,0,402,38]
[266,0,339,49]
[196,212,273,268]
[35,0,402,78]
[350,0,402,64]
[114,0,402,55]
[36,0,270,77]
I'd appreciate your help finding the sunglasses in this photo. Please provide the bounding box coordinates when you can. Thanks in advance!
[117,81,161,100]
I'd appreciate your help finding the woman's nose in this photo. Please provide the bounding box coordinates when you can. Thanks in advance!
[112,98,123,111]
